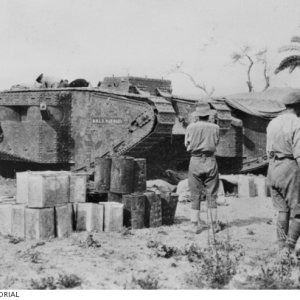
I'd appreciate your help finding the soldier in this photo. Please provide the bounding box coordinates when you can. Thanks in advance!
[185,103,220,234]
[36,74,69,88]
[69,78,90,88]
[267,91,300,255]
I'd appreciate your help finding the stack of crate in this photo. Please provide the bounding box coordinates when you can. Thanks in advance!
[9,171,72,239]
[0,171,123,240]
[95,156,179,229]
[237,174,270,198]
[72,172,123,233]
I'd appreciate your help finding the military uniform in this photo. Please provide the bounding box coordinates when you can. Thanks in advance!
[185,107,220,212]
[267,91,300,251]
[267,113,300,216]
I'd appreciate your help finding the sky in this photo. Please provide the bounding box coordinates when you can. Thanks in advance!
[0,0,300,96]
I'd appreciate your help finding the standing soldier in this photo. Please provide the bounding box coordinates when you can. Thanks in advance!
[185,103,220,234]
[267,91,300,255]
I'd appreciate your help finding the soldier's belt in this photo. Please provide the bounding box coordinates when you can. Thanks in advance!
[269,151,294,160]
[191,150,214,157]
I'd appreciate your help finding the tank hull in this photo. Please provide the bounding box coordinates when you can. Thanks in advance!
[0,81,287,177]
[0,88,177,176]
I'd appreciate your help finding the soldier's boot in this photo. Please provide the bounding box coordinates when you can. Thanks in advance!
[190,209,207,234]
[209,207,224,233]
[276,211,290,250]
[287,217,300,251]
[207,196,224,233]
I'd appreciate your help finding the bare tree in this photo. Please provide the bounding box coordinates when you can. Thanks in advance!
[168,63,215,97]
[231,45,255,92]
[256,49,270,91]
[167,28,217,97]
[231,45,271,92]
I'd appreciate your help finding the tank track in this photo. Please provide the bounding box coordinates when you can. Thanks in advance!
[71,91,178,175]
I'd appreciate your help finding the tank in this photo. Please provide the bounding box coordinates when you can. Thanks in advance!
[0,76,289,177]
[170,87,288,174]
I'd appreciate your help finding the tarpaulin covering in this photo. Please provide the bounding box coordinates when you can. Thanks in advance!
[223,88,299,119]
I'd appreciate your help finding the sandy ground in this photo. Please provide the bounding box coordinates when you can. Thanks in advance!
[0,177,293,290]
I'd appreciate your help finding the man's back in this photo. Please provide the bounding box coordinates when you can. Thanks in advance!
[185,121,219,153]
[266,92,300,253]
[267,112,300,158]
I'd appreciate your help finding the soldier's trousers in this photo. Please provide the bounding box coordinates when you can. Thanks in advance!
[267,158,300,218]
[188,155,219,210]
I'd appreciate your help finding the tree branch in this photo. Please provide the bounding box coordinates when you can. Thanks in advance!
[245,55,254,92]
[262,62,270,91]
[178,70,215,97]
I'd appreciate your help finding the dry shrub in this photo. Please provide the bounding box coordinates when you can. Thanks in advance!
[183,243,204,263]
[121,227,134,236]
[29,251,43,264]
[5,235,24,244]
[56,274,82,288]
[31,241,46,249]
[19,249,43,264]
[147,240,181,258]
[30,276,56,290]
[30,274,82,289]
[185,241,244,289]
[79,234,101,248]
[246,253,300,289]
[125,274,160,289]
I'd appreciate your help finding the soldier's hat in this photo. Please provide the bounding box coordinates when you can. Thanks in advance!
[192,103,210,117]
[36,73,43,83]
[282,91,300,105]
